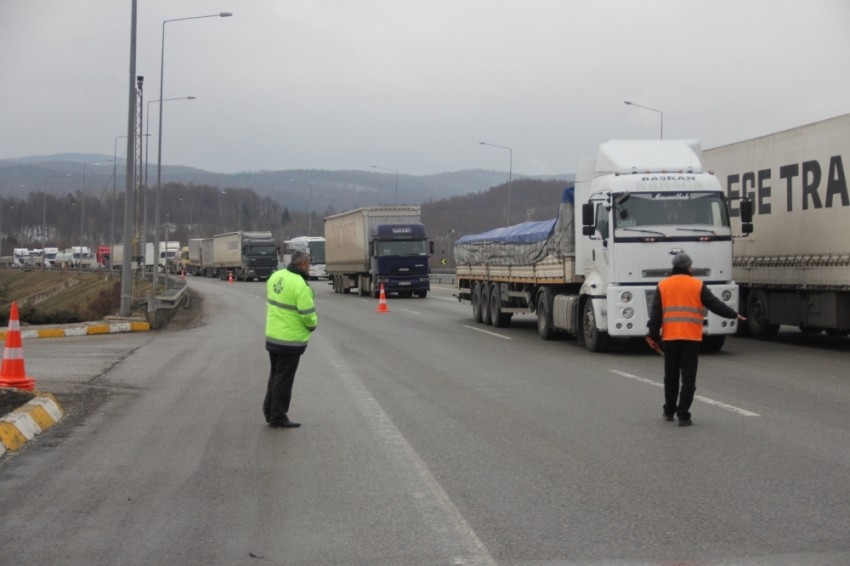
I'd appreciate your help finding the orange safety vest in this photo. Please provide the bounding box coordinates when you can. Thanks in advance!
[658,274,705,341]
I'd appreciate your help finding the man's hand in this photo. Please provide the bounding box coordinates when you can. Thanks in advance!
[645,336,663,355]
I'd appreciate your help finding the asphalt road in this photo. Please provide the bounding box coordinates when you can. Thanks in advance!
[1,276,849,565]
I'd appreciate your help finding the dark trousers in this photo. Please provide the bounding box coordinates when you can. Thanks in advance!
[662,340,700,420]
[263,351,301,423]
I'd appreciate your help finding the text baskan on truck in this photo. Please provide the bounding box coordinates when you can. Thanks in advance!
[455,139,750,352]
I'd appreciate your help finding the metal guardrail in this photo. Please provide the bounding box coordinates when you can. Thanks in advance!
[146,273,189,329]
[431,269,456,285]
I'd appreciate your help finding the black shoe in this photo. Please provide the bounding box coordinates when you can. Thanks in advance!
[269,419,301,428]
[663,413,675,422]
[678,419,693,427]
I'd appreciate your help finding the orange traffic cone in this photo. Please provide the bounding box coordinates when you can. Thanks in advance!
[376,283,389,313]
[228,271,234,284]
[0,302,36,391]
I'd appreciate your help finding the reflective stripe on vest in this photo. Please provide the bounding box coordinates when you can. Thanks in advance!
[659,275,704,341]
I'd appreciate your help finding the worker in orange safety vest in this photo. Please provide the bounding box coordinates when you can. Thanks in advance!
[647,253,746,426]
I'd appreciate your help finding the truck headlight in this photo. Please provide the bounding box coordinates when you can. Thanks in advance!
[620,291,633,304]
[721,290,732,302]
[622,307,634,319]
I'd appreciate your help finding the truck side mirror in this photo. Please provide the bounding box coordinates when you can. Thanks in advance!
[740,198,754,235]
[740,198,754,223]
[429,240,434,256]
[581,202,594,227]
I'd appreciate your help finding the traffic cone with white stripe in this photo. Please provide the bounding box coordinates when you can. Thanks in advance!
[376,283,389,313]
[0,302,36,391]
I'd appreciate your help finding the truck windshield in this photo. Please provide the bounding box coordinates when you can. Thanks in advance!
[246,244,278,257]
[377,240,428,256]
[309,241,326,264]
[614,192,730,229]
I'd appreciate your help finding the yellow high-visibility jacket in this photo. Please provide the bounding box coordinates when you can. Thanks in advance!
[265,266,317,353]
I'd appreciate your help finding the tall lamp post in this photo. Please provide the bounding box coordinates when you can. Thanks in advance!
[42,173,71,269]
[79,159,112,273]
[479,141,513,225]
[624,100,663,139]
[145,97,195,259]
[154,11,231,290]
[371,165,398,204]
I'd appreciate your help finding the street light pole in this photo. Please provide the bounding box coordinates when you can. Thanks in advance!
[145,96,195,265]
[624,100,663,139]
[154,11,231,290]
[479,141,513,225]
[79,159,112,273]
[42,173,70,270]
[371,165,398,203]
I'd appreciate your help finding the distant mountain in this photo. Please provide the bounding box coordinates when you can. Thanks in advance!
[0,154,573,214]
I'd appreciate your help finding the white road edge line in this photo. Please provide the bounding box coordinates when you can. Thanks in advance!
[463,325,512,340]
[609,369,761,417]
[322,339,497,566]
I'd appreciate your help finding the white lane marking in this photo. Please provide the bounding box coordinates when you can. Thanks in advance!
[399,308,422,315]
[322,341,497,566]
[609,369,761,417]
[463,325,512,340]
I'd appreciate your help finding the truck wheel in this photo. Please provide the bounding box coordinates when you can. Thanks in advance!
[746,290,779,339]
[471,282,483,323]
[489,283,511,328]
[416,290,428,298]
[701,335,725,352]
[481,283,492,325]
[537,290,556,340]
[582,298,609,353]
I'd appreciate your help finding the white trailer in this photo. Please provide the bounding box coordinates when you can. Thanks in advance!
[702,114,850,337]
[456,139,741,352]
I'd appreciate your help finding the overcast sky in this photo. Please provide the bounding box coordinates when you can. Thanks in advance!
[2,0,848,177]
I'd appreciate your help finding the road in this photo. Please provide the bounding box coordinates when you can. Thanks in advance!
[1,276,849,565]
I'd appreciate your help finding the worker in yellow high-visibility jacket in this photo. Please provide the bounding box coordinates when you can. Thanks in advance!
[647,253,745,427]
[263,250,318,428]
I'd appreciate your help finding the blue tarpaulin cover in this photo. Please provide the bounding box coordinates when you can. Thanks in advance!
[454,187,575,266]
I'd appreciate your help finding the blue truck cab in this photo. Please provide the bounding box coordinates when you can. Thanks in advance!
[370,224,433,298]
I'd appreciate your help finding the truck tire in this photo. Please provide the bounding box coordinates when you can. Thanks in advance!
[582,298,610,353]
[746,290,780,339]
[481,283,492,326]
[537,289,556,340]
[471,282,483,323]
[489,282,511,328]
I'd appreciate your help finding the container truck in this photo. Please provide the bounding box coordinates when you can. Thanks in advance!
[325,206,433,298]
[186,238,205,276]
[145,241,180,271]
[211,231,278,281]
[701,114,850,338]
[455,139,743,352]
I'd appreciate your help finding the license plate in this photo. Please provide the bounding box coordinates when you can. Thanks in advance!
[398,281,411,286]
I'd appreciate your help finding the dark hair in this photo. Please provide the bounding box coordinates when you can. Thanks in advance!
[290,250,309,265]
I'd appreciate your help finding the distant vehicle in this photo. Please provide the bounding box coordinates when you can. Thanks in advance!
[210,231,278,281]
[145,241,181,272]
[702,113,850,338]
[325,206,433,298]
[283,236,326,279]
[96,246,111,268]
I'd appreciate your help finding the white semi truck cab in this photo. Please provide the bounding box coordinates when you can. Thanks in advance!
[570,140,743,351]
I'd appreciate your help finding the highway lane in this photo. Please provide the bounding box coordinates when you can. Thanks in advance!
[1,277,848,565]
